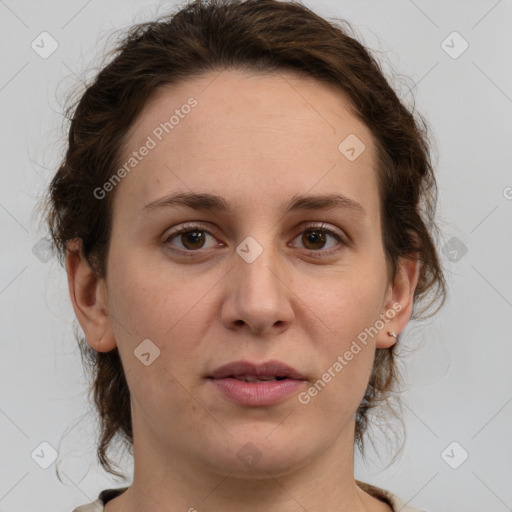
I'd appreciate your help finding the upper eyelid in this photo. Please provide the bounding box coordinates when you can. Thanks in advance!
[163,221,219,239]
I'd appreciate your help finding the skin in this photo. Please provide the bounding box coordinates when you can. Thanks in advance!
[66,69,419,512]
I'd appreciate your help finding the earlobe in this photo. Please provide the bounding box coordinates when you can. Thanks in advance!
[376,255,420,349]
[65,238,117,353]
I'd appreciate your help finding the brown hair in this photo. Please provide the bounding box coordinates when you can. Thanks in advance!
[43,0,446,478]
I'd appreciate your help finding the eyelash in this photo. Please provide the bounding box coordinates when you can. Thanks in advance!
[162,222,350,258]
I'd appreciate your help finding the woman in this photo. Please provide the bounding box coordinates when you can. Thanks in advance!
[43,0,445,510]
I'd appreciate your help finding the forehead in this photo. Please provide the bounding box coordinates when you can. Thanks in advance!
[113,69,379,222]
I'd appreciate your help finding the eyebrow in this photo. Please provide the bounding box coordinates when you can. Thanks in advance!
[143,191,366,217]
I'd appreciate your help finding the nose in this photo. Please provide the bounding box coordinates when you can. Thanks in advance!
[220,239,295,337]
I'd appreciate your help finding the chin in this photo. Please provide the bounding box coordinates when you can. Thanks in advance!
[200,427,315,479]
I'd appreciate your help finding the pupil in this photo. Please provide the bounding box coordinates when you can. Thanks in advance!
[183,231,204,249]
[304,230,325,249]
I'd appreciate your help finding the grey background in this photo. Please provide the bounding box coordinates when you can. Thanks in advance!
[1,0,511,510]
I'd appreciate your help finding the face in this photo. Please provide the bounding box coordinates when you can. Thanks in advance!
[78,69,413,479]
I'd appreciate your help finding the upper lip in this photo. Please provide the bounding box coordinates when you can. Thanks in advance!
[208,360,306,380]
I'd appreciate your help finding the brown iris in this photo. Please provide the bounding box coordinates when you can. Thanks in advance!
[180,230,206,250]
[302,230,327,250]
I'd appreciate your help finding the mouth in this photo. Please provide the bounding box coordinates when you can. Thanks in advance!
[227,375,289,382]
[207,359,307,381]
[207,360,307,406]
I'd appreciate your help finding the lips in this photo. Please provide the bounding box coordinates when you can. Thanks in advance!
[207,360,307,406]
[208,360,307,381]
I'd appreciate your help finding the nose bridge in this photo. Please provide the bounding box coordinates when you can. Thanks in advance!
[235,232,283,299]
[227,230,293,331]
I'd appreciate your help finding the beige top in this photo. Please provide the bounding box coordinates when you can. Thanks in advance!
[72,481,429,511]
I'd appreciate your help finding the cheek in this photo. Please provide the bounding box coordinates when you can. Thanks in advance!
[107,267,209,423]
[107,252,201,342]
[311,266,387,341]
[302,271,386,407]
[106,255,217,396]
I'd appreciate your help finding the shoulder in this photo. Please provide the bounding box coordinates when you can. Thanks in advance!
[72,499,103,512]
[356,480,431,512]
[73,483,430,512]
[72,487,129,512]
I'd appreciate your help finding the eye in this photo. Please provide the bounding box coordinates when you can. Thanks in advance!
[290,223,349,256]
[163,223,221,254]
[162,222,349,257]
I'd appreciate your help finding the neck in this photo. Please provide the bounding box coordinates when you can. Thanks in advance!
[107,411,379,512]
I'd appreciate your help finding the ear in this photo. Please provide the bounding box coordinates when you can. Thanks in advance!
[376,255,420,349]
[65,238,117,352]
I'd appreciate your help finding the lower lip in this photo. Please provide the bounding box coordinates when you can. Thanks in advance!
[209,377,305,406]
